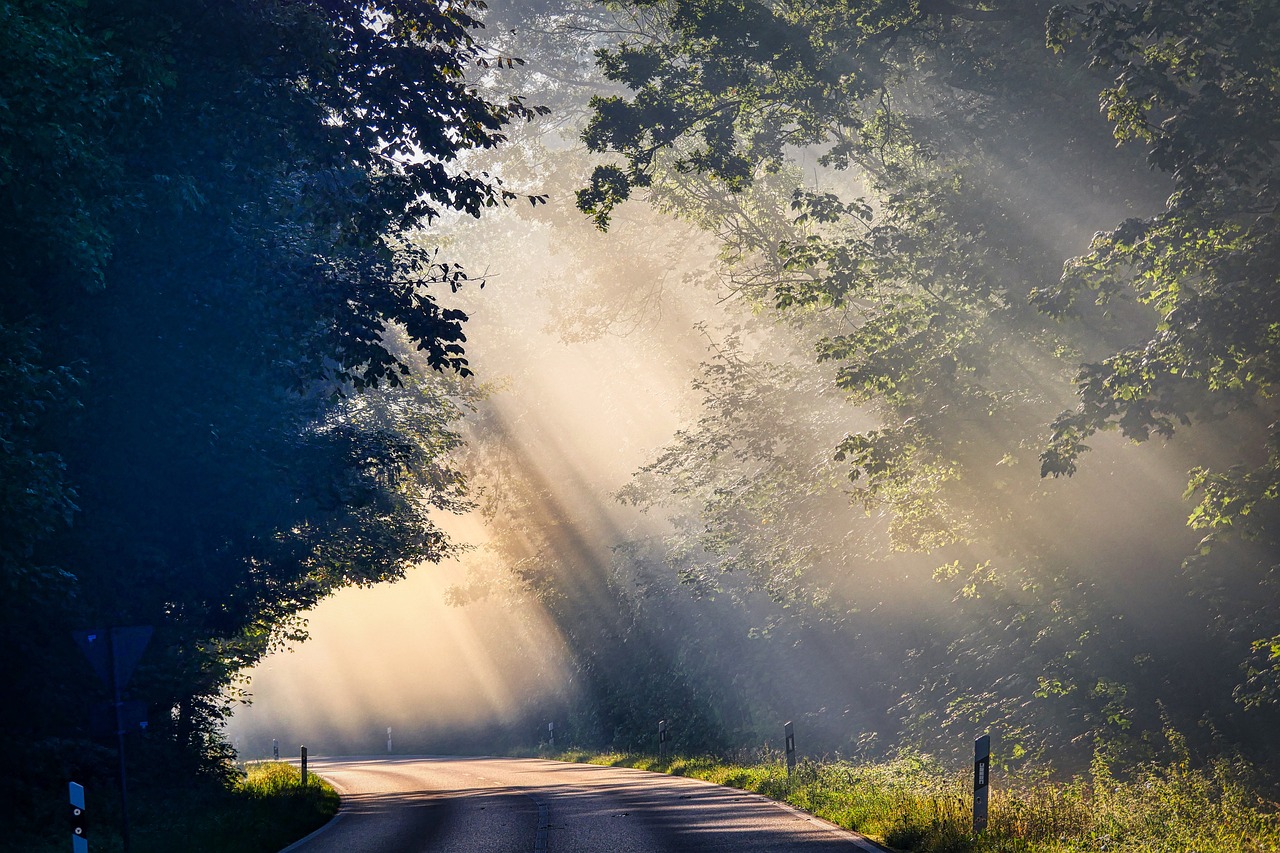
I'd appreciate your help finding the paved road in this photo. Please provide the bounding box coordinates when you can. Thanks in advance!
[282,756,886,852]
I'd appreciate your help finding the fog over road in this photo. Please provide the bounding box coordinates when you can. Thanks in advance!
[283,756,885,852]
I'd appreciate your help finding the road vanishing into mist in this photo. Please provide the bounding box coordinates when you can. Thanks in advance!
[281,756,886,853]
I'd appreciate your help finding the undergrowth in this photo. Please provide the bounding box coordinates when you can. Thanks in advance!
[163,760,340,853]
[4,760,338,853]
[554,739,1280,853]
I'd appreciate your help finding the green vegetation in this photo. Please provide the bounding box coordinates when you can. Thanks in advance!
[5,762,337,853]
[131,762,339,853]
[209,762,340,853]
[561,744,1280,853]
[441,0,1280,777]
[8,0,1280,838]
[1,0,534,838]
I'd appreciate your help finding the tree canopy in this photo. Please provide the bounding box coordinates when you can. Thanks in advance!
[8,0,1280,834]
[552,0,1280,763]
[0,0,540,832]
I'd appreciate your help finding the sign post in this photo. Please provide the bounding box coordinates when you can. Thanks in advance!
[973,734,991,833]
[658,720,669,762]
[69,782,87,853]
[72,626,152,853]
[784,721,796,776]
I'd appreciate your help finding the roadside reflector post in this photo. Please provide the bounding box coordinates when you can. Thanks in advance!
[69,781,87,853]
[973,734,991,834]
[300,746,308,787]
[272,738,279,760]
[658,719,669,762]
[548,721,555,748]
[387,727,392,754]
[784,721,796,776]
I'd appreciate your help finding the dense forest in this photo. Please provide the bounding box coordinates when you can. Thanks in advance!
[400,0,1280,770]
[0,0,543,841]
[4,0,1280,843]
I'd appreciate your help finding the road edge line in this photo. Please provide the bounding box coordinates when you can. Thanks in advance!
[563,759,892,852]
[753,792,891,851]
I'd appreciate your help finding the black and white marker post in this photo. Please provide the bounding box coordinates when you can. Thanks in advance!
[548,721,555,748]
[273,738,279,761]
[784,721,797,776]
[301,746,309,787]
[973,734,991,833]
[69,782,87,853]
[658,719,669,762]
[387,727,393,754]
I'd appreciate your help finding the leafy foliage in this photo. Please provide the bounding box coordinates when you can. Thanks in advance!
[567,0,1280,764]
[1035,0,1280,701]
[1039,1,1280,482]
[0,0,537,827]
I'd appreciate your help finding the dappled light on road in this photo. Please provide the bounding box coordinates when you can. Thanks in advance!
[289,757,876,852]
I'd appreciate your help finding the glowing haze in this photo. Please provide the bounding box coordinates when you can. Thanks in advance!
[228,3,1275,765]
[226,180,722,755]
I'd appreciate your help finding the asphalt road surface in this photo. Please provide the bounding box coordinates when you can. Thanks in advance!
[281,756,886,852]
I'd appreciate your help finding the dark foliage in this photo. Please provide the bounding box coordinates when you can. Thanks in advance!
[0,0,537,839]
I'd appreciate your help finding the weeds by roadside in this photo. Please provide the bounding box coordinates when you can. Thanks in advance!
[132,760,339,853]
[552,746,1280,852]
[3,760,338,853]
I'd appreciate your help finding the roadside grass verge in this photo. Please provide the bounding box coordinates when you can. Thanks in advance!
[208,761,341,850]
[6,761,339,853]
[131,760,339,853]
[135,760,339,853]
[553,748,1280,853]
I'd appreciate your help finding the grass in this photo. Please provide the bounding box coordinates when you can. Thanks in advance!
[551,747,1280,853]
[133,761,339,853]
[5,761,339,853]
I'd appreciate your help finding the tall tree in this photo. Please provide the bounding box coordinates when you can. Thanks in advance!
[1041,0,1280,704]
[0,0,542,829]
[569,0,1280,763]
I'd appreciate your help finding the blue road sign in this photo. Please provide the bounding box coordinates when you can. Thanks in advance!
[73,627,153,691]
[90,701,148,738]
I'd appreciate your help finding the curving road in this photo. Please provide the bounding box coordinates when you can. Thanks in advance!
[281,756,887,852]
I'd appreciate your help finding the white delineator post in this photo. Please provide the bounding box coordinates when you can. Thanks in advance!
[658,720,669,761]
[387,727,393,754]
[70,782,87,853]
[548,721,555,748]
[973,734,991,833]
[784,721,796,776]
[300,745,309,787]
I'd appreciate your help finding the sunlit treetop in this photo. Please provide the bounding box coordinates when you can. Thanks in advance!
[576,0,1023,228]
[1038,0,1280,539]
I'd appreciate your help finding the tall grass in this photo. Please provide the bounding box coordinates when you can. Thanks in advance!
[559,745,1280,853]
[190,761,340,852]
[4,761,339,853]
[130,760,339,853]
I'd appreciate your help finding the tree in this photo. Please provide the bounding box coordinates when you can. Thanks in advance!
[1039,0,1280,702]
[0,0,543,832]
[570,0,1280,764]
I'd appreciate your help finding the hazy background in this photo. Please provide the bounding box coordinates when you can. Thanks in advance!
[226,173,724,755]
[227,0,1280,769]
